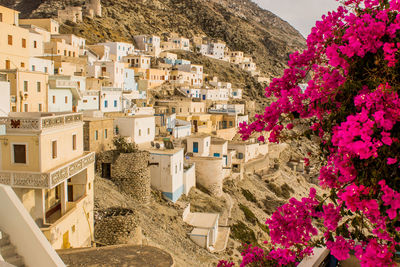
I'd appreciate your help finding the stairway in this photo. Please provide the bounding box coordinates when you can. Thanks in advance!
[0,230,25,267]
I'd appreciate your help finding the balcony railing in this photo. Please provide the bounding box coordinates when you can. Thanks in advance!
[0,113,83,131]
[0,152,95,189]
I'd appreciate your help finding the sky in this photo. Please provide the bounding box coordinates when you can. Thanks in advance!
[253,0,340,37]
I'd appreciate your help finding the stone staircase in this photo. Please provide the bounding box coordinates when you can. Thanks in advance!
[0,230,25,267]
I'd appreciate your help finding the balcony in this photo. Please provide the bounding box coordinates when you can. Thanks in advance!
[0,152,95,189]
[0,113,83,131]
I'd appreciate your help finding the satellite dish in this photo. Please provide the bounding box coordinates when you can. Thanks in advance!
[151,141,155,147]
[155,143,161,149]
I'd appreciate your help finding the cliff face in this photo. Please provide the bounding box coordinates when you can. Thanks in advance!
[0,0,306,77]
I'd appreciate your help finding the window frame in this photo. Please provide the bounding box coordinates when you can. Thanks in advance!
[11,143,28,165]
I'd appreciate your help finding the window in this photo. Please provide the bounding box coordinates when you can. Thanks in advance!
[20,62,25,68]
[206,141,209,147]
[33,41,37,48]
[38,103,42,112]
[13,144,26,164]
[22,38,26,48]
[175,165,177,174]
[72,134,77,150]
[104,100,108,108]
[95,130,98,140]
[24,104,28,112]
[114,100,117,107]
[52,141,57,159]
[5,60,10,70]
[37,82,41,92]
[147,128,150,135]
[32,65,36,71]
[23,81,28,92]
[65,96,68,104]
[104,129,108,139]
[214,153,220,157]
[238,153,244,159]
[44,67,48,73]
[139,129,142,136]
[229,121,233,127]
[8,35,12,45]
[0,13,2,22]
[52,95,56,104]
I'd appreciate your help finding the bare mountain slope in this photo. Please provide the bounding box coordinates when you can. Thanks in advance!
[0,0,306,77]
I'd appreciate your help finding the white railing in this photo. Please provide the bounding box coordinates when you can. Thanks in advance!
[0,152,95,189]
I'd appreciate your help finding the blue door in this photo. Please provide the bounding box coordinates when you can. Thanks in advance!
[223,155,228,166]
[202,95,206,100]
[193,142,199,153]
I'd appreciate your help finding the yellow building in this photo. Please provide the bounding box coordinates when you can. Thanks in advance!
[19,18,60,34]
[0,6,31,70]
[1,69,48,112]
[177,114,213,134]
[0,112,95,250]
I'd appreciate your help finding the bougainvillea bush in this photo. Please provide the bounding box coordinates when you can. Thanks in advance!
[220,0,400,266]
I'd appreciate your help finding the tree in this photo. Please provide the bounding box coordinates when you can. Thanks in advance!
[221,0,400,266]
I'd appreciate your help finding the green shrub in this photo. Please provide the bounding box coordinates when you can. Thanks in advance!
[230,221,257,245]
[239,204,257,225]
[241,189,257,203]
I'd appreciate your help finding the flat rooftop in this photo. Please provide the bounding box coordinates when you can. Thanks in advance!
[147,147,183,155]
[185,212,219,229]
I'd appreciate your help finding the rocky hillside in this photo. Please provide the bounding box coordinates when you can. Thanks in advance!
[0,0,306,77]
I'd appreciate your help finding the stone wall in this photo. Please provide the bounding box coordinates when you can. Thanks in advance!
[96,150,151,204]
[94,208,142,246]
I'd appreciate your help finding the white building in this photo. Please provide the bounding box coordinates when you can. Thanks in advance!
[114,115,156,146]
[149,147,185,202]
[29,57,54,74]
[183,206,220,250]
[186,135,211,157]
[0,75,10,116]
[100,88,123,113]
[210,138,229,167]
[200,88,229,101]
[78,90,99,111]
[97,42,134,62]
[48,75,82,112]
[87,61,126,88]
[173,119,191,139]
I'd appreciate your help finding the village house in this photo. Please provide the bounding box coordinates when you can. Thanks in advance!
[19,18,60,35]
[124,55,151,69]
[186,134,211,157]
[148,146,187,202]
[197,40,226,60]
[97,42,134,62]
[87,44,111,62]
[48,75,83,112]
[133,35,161,56]
[228,51,244,64]
[177,113,213,134]
[0,112,95,250]
[113,115,156,146]
[87,61,126,89]
[83,114,114,153]
[0,6,32,70]
[100,87,123,113]
[169,36,190,51]
[156,100,206,115]
[210,138,229,167]
[1,69,49,113]
[184,208,220,250]
[78,90,100,111]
